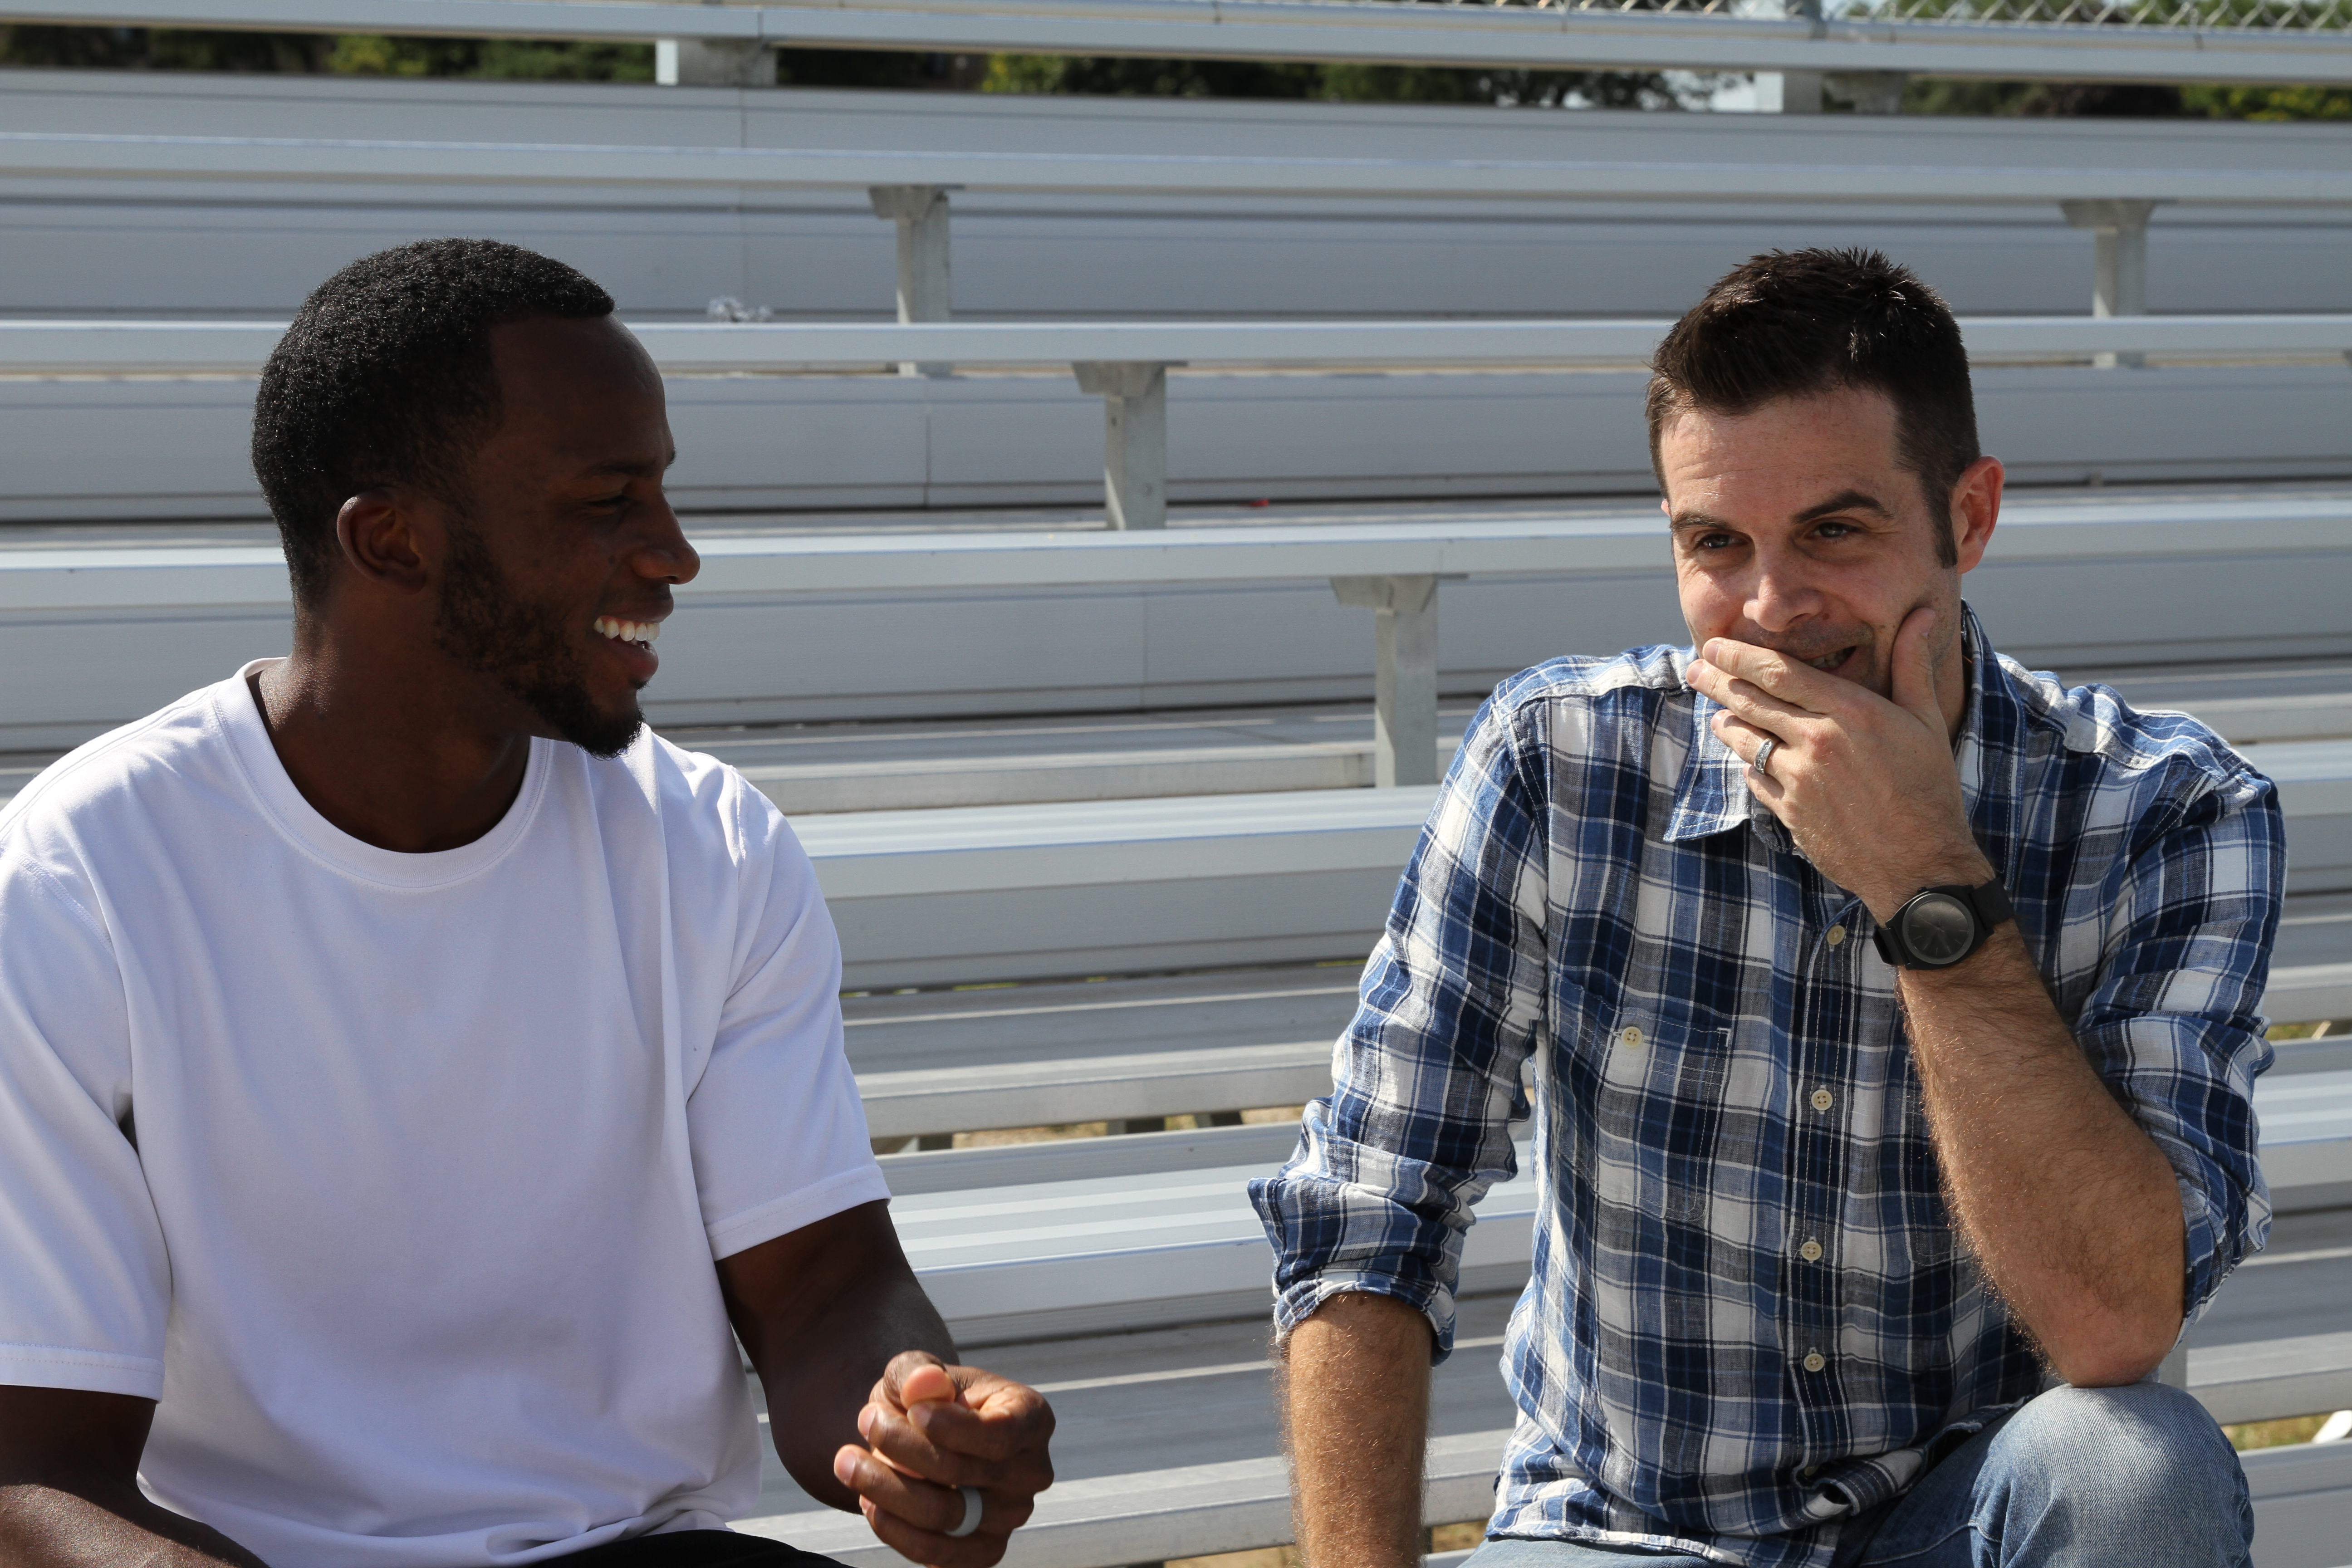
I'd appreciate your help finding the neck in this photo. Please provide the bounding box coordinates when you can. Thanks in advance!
[254,621,538,854]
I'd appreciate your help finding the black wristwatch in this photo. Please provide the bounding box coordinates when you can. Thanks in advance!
[1872,878,2013,970]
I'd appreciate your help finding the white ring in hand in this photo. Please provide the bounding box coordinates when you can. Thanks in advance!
[1750,736,1777,779]
[947,1485,985,1539]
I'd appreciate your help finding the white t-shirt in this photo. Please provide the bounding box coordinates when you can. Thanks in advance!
[0,661,889,1567]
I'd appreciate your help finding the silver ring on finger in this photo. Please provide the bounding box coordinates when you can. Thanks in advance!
[1750,736,1778,779]
[947,1485,985,1539]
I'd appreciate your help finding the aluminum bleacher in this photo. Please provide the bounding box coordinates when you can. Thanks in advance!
[8,489,2349,748]
[10,313,2352,529]
[6,16,2352,1562]
[5,62,2352,523]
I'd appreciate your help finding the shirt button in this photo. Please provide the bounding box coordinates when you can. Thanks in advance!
[1620,1025,1644,1050]
[1810,1088,1834,1112]
[1824,924,1847,947]
[1803,1350,1827,1372]
[1799,1239,1823,1262]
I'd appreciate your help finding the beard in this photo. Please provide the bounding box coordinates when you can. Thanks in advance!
[431,515,644,760]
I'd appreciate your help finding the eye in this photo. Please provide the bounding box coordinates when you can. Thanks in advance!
[1690,531,1739,552]
[1812,519,1860,540]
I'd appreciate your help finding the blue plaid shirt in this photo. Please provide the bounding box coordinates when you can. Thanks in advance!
[1249,607,2282,1566]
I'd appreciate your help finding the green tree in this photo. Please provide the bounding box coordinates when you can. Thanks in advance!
[324,35,652,81]
[979,53,1693,107]
[2182,82,2352,119]
[0,24,330,72]
[980,54,1323,98]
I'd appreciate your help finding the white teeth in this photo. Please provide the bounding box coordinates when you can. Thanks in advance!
[1810,651,1845,670]
[593,617,662,645]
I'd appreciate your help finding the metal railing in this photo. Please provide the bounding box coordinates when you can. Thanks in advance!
[1288,0,2352,33]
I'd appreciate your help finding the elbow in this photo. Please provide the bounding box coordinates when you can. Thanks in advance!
[2043,1308,2185,1390]
[2049,1349,2162,1390]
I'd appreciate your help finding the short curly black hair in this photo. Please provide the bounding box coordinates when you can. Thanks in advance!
[1646,248,1978,566]
[251,238,614,606]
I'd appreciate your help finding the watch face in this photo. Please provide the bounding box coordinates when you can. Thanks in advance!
[1901,893,1978,967]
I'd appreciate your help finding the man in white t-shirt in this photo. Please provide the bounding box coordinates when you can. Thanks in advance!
[0,238,1053,1568]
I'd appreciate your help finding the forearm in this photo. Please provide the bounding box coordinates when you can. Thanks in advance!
[0,1479,269,1568]
[745,1269,956,1510]
[1281,1291,1433,1568]
[1900,925,2185,1384]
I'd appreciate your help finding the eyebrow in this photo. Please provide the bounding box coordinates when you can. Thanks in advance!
[1668,489,1894,534]
[1793,488,1893,523]
[576,451,677,481]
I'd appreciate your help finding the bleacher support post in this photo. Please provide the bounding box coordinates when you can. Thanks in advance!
[1762,0,1825,113]
[1073,362,1175,530]
[654,38,775,87]
[1331,574,1443,788]
[1825,72,1909,113]
[868,185,957,378]
[2062,200,2161,369]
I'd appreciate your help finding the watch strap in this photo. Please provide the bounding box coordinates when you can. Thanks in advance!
[1960,876,2014,935]
[1872,877,2012,968]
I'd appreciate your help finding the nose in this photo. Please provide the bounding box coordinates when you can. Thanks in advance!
[633,492,700,588]
[1742,539,1824,637]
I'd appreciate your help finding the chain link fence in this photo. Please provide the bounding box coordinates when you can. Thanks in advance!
[1218,0,2352,36]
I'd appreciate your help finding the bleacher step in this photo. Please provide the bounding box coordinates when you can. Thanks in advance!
[789,740,2351,990]
[701,679,2346,818]
[890,1147,1538,1348]
[878,1121,1307,1195]
[871,1061,2352,1357]
[844,962,1357,1137]
[798,785,1438,989]
[859,1040,1329,1141]
[2195,1330,2352,1426]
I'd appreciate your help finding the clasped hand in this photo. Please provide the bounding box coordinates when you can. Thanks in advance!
[1684,607,1989,922]
[833,1352,1055,1567]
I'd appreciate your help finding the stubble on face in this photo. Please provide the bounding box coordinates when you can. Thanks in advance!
[431,509,644,760]
[1660,392,1963,705]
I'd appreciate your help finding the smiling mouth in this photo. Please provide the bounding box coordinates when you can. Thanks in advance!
[593,616,662,648]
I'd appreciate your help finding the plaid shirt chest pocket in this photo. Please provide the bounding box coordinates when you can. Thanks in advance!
[1570,1005,1788,1274]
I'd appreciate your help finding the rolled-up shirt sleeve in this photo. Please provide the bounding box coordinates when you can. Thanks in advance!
[1249,686,1553,1360]
[2071,757,2284,1329]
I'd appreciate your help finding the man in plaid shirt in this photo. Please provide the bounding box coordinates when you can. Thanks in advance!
[1251,249,2277,1567]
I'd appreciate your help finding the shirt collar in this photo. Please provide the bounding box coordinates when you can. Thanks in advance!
[1665,604,2014,851]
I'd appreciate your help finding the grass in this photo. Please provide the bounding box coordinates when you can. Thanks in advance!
[2226,1414,2337,1451]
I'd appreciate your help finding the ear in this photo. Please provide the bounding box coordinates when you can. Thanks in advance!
[334,489,431,596]
[1947,456,2004,574]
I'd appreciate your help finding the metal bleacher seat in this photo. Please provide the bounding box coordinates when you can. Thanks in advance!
[845,966,1353,1143]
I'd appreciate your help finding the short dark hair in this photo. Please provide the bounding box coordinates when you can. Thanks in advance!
[1645,248,1978,566]
[251,238,614,605]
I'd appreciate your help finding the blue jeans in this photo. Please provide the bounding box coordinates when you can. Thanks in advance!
[1462,1382,2252,1568]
